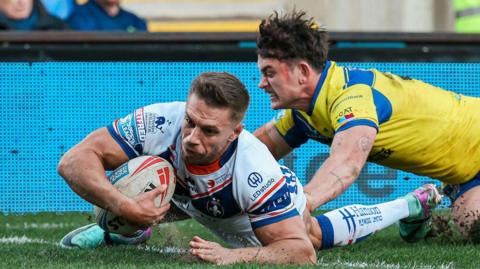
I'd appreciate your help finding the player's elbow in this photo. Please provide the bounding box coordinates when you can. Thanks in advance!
[57,150,76,184]
[57,155,68,179]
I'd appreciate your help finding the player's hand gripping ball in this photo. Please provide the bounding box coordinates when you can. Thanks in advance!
[94,156,176,235]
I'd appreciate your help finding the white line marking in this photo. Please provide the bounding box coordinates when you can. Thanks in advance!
[0,235,189,254]
[317,258,454,269]
[4,222,79,229]
[137,245,189,254]
[0,236,53,245]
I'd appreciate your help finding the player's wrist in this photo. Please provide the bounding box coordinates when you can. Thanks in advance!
[114,195,136,220]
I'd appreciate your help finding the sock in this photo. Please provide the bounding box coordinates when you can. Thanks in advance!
[316,198,410,249]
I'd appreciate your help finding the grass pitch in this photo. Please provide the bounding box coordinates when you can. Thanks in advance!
[0,212,477,269]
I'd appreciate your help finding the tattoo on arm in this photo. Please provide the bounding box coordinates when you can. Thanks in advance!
[358,136,373,153]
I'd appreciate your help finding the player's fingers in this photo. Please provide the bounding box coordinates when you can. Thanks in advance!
[192,235,207,243]
[156,202,170,213]
[193,252,215,263]
[152,203,170,222]
[190,247,214,257]
[189,239,211,249]
[149,184,167,198]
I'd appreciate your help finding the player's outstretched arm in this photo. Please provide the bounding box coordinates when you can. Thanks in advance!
[190,215,316,265]
[57,127,169,227]
[303,125,376,211]
[254,121,292,160]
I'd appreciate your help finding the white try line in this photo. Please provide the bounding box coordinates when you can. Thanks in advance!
[137,245,189,254]
[4,222,80,229]
[0,235,55,245]
[0,235,189,255]
[317,258,454,269]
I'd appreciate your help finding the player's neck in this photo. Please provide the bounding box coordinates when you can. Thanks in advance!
[289,74,321,112]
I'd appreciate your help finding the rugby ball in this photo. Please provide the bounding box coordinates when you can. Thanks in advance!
[94,156,176,235]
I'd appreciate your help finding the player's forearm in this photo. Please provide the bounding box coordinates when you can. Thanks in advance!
[253,122,291,160]
[303,156,361,209]
[231,239,316,265]
[57,149,129,215]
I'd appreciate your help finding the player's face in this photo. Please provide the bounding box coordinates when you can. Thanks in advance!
[181,93,242,165]
[257,56,304,110]
[0,0,32,20]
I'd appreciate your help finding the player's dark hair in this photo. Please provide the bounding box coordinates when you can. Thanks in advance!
[189,72,250,122]
[257,10,329,72]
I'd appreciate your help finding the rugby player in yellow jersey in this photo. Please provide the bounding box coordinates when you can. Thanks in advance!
[254,10,480,241]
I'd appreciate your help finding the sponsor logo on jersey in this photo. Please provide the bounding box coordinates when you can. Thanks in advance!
[155,116,165,128]
[249,177,275,201]
[145,113,172,135]
[337,107,355,124]
[134,108,146,142]
[145,112,159,134]
[337,113,355,124]
[118,114,137,145]
[247,172,263,188]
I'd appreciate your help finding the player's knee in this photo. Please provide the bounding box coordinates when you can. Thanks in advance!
[457,215,480,242]
[301,243,317,265]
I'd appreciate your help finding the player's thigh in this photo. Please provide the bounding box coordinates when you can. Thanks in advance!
[452,184,480,237]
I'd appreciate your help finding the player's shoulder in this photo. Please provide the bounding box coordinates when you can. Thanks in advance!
[236,130,281,169]
[236,130,275,159]
[233,130,284,186]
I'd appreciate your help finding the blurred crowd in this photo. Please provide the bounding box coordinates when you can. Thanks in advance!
[0,0,147,31]
[1,0,480,33]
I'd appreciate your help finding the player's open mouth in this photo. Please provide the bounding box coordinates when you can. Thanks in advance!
[269,93,278,102]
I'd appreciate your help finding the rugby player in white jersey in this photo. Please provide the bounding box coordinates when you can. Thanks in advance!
[58,72,440,265]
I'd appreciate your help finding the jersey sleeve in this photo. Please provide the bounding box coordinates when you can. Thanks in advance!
[233,134,299,230]
[106,102,185,158]
[330,84,379,133]
[272,109,309,148]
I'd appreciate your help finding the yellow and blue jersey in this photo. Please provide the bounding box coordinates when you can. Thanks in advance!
[274,61,480,184]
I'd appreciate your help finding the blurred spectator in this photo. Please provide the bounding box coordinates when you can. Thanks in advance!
[0,0,69,30]
[67,0,147,32]
[453,0,480,32]
[41,0,76,20]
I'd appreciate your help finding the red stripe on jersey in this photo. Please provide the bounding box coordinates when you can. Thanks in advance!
[191,177,233,199]
[267,210,284,217]
[131,156,164,176]
[248,176,285,211]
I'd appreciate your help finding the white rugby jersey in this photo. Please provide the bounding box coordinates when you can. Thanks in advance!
[107,102,306,247]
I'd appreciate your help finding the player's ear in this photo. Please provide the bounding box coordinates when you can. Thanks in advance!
[297,61,311,84]
[229,123,243,142]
